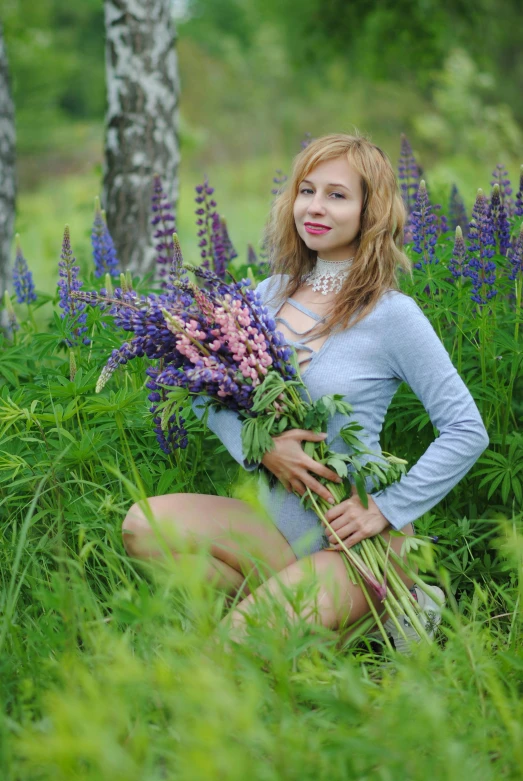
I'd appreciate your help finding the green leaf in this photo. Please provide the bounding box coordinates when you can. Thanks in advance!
[353,473,368,509]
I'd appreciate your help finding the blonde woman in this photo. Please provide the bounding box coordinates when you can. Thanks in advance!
[122,134,488,649]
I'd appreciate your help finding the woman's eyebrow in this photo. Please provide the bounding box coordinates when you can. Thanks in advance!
[301,179,352,192]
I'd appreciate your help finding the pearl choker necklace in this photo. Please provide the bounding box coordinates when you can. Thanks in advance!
[303,256,354,295]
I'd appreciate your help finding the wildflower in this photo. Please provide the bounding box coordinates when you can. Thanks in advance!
[211,213,227,280]
[411,181,438,268]
[271,169,288,196]
[515,166,523,218]
[398,134,420,214]
[448,184,468,236]
[490,163,514,217]
[448,226,468,279]
[12,235,37,305]
[220,217,237,263]
[489,184,511,256]
[465,189,497,306]
[91,198,120,278]
[151,174,177,285]
[3,291,19,332]
[195,177,218,272]
[57,225,89,346]
[508,224,523,281]
[301,132,313,149]
[247,244,258,266]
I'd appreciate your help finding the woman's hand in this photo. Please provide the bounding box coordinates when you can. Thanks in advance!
[261,429,342,504]
[324,485,390,548]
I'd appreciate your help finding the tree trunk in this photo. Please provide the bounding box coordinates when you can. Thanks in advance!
[0,22,16,298]
[103,0,180,276]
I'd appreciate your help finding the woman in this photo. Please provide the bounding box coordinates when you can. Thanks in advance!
[122,134,489,647]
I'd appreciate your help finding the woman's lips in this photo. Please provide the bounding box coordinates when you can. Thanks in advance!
[304,225,331,235]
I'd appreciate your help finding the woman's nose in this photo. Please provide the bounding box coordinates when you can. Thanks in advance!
[307,194,326,215]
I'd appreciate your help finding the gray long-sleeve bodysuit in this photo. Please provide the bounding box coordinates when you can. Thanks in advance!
[192,274,489,559]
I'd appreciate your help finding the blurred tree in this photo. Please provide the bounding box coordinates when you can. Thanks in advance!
[0,22,16,297]
[103,0,180,275]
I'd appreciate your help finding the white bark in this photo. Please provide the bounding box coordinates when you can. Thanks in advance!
[0,22,16,297]
[103,0,180,275]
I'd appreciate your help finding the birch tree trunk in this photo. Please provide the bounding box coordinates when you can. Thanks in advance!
[103,0,180,276]
[0,22,16,297]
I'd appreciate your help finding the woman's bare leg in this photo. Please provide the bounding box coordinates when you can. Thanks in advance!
[122,493,298,596]
[221,524,415,646]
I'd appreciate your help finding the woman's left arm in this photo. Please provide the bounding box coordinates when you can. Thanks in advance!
[325,293,489,546]
[371,294,489,529]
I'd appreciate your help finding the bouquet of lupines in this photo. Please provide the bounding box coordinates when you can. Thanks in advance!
[73,239,438,650]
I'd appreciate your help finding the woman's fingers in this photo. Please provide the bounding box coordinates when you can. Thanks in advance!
[291,429,328,442]
[300,473,337,504]
[304,457,342,484]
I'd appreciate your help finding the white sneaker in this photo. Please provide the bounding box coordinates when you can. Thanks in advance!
[384,585,445,654]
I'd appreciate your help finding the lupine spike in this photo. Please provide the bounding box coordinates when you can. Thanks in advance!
[12,234,37,305]
[448,226,468,279]
[3,290,19,332]
[515,165,523,218]
[508,224,523,281]
[489,183,511,256]
[151,174,177,286]
[125,270,133,291]
[448,184,468,236]
[57,225,89,346]
[220,217,237,262]
[91,198,120,278]
[194,176,217,272]
[247,244,258,265]
[490,163,514,217]
[119,272,128,293]
[465,189,497,306]
[411,180,438,268]
[398,134,420,214]
[271,169,288,196]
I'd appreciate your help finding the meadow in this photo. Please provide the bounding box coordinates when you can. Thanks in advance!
[1,137,523,780]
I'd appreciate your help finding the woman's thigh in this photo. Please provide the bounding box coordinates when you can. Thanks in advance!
[122,493,298,578]
[224,523,415,636]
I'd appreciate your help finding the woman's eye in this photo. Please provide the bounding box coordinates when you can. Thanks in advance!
[331,192,345,199]
[300,188,313,194]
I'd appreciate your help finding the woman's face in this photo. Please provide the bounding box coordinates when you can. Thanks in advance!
[293,156,363,261]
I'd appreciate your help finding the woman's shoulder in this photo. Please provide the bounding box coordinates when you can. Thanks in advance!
[370,288,425,323]
[254,274,290,308]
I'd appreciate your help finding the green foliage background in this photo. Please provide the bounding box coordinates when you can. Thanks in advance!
[2,3,523,779]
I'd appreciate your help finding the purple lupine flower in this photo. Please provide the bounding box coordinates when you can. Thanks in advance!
[58,226,89,346]
[247,244,258,266]
[515,166,523,218]
[508,224,523,281]
[3,291,19,332]
[448,184,468,237]
[490,163,514,217]
[151,174,177,285]
[433,204,449,235]
[211,212,227,280]
[489,184,511,257]
[91,198,120,278]
[195,177,217,272]
[301,132,313,149]
[398,134,420,215]
[411,181,438,268]
[448,226,468,279]
[271,169,288,196]
[12,235,37,305]
[465,189,497,306]
[220,217,237,262]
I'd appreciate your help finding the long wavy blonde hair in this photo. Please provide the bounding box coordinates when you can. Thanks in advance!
[263,132,411,335]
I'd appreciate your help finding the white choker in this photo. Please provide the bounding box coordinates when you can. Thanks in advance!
[303,256,354,295]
